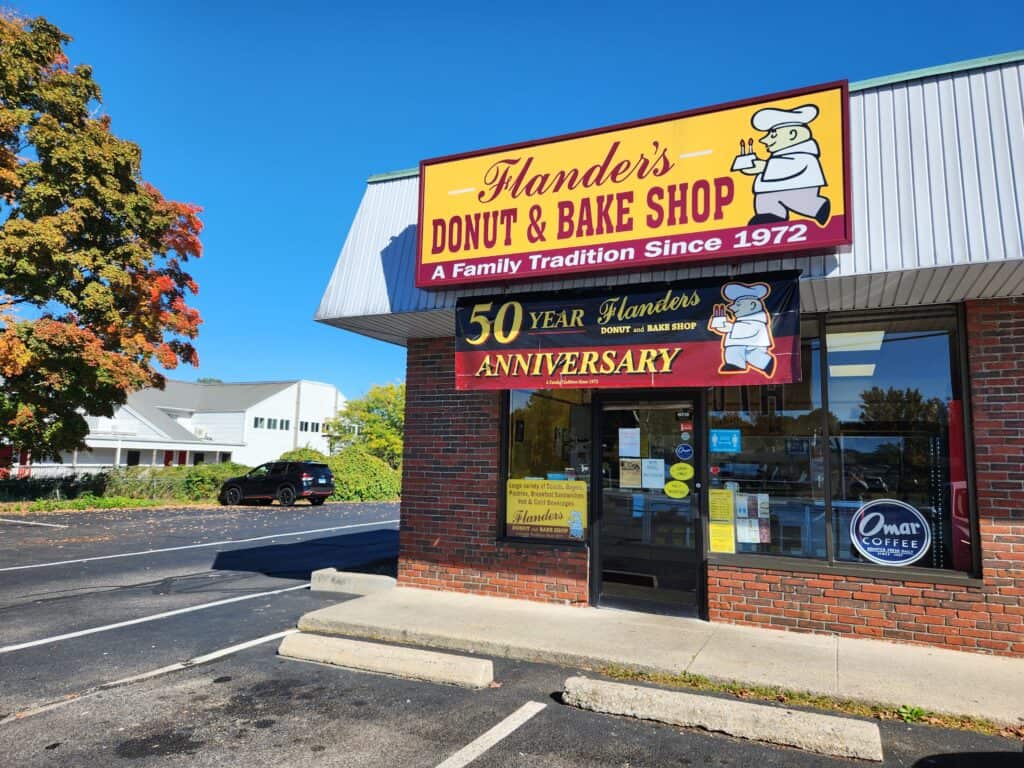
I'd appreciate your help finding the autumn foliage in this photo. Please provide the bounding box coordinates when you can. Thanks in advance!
[0,13,203,460]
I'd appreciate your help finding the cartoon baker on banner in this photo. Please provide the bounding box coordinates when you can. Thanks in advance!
[731,104,831,226]
[708,282,776,377]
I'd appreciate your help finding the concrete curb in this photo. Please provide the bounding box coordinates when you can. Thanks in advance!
[296,611,673,674]
[310,568,396,595]
[563,676,884,762]
[278,632,494,689]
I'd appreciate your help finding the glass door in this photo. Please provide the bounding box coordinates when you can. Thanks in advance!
[596,397,702,614]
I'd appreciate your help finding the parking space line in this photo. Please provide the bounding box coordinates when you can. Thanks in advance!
[0,584,310,654]
[0,518,400,572]
[0,629,299,725]
[0,518,68,528]
[433,701,547,768]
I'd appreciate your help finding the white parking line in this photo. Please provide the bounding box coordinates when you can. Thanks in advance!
[0,584,310,654]
[433,701,547,768]
[0,628,299,724]
[0,518,400,572]
[0,518,68,528]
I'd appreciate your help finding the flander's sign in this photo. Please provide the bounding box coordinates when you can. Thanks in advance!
[417,83,850,289]
[454,272,801,390]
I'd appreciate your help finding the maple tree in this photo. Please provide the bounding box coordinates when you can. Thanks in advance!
[0,13,203,460]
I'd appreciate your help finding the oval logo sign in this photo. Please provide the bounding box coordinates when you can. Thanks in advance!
[849,499,931,566]
[663,480,690,499]
[675,444,694,461]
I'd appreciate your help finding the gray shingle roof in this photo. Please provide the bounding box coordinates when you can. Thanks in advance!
[124,380,297,442]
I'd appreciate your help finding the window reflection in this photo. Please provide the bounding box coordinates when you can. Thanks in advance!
[827,316,969,571]
[709,319,828,558]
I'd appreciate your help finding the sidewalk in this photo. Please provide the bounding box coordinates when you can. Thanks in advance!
[297,586,1024,725]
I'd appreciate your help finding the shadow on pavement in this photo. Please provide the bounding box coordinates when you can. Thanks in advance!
[913,752,1023,767]
[211,529,398,580]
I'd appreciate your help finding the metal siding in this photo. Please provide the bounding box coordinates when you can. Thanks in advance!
[316,60,1024,342]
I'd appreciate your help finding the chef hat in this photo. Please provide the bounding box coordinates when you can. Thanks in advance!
[751,104,819,131]
[723,282,770,301]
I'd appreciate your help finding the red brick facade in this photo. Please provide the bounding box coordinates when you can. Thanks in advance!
[399,299,1023,655]
[707,298,1024,656]
[398,337,589,604]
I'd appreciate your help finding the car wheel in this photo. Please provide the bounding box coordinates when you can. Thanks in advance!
[310,497,326,506]
[277,485,296,506]
[224,486,243,506]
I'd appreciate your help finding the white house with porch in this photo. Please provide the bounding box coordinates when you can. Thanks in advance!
[11,379,344,476]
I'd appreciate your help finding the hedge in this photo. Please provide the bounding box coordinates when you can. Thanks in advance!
[279,447,329,462]
[0,473,107,502]
[327,447,400,502]
[105,462,251,502]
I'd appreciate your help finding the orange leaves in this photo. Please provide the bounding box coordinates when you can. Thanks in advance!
[0,328,31,377]
[155,342,178,369]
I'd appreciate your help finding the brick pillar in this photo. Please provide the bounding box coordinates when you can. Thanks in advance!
[398,337,589,604]
[964,297,1024,654]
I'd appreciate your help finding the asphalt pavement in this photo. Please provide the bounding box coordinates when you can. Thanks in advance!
[0,502,398,715]
[0,503,1020,767]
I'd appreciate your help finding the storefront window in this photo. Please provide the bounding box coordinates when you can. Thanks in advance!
[826,314,970,572]
[505,390,592,541]
[709,319,827,558]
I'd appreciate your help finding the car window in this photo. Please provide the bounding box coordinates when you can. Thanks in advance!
[248,464,270,478]
[268,462,287,476]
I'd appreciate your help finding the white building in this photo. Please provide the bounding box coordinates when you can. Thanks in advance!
[18,379,344,476]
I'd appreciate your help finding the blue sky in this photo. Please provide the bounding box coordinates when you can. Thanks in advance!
[9,0,1021,400]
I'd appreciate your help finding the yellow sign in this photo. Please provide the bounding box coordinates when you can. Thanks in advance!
[418,83,849,288]
[708,488,736,553]
[669,462,694,481]
[663,480,689,499]
[709,522,737,554]
[506,479,587,541]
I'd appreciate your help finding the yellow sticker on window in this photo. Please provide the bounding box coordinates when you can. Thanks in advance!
[669,462,694,481]
[663,480,690,499]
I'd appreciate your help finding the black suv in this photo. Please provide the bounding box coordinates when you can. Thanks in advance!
[218,461,334,506]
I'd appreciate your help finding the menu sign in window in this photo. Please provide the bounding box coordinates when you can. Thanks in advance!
[418,83,849,288]
[506,479,587,541]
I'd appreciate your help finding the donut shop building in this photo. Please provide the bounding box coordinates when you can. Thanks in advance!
[317,52,1024,657]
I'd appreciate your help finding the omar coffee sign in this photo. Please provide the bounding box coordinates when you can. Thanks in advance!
[849,499,932,567]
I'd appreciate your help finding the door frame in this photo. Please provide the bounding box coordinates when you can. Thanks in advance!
[588,388,708,617]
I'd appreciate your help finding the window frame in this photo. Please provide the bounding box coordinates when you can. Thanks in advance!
[494,306,982,581]
[708,305,982,583]
[497,389,589,548]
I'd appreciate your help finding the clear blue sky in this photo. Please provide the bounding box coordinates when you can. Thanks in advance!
[9,0,1022,400]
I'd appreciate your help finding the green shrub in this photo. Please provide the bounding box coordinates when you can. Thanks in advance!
[29,494,167,512]
[105,462,251,502]
[327,447,400,502]
[0,473,107,502]
[279,447,329,462]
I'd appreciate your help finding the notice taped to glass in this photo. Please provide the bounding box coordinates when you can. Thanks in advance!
[506,479,587,541]
[455,272,800,390]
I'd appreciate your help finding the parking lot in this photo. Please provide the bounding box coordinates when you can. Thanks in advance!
[0,504,1020,766]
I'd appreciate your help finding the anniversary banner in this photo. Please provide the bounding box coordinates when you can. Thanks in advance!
[455,271,801,390]
[418,83,849,289]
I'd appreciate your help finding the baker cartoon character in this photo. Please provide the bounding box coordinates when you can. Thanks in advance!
[708,282,776,376]
[732,104,830,226]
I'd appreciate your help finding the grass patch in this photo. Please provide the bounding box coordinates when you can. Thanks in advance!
[27,495,171,513]
[597,665,1024,741]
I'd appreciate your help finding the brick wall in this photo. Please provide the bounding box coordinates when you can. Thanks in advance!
[398,337,589,604]
[708,298,1024,656]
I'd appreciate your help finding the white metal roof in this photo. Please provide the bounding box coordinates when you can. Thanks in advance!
[316,53,1024,346]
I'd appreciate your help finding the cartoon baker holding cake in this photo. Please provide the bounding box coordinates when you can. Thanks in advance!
[731,104,831,227]
[708,282,776,377]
